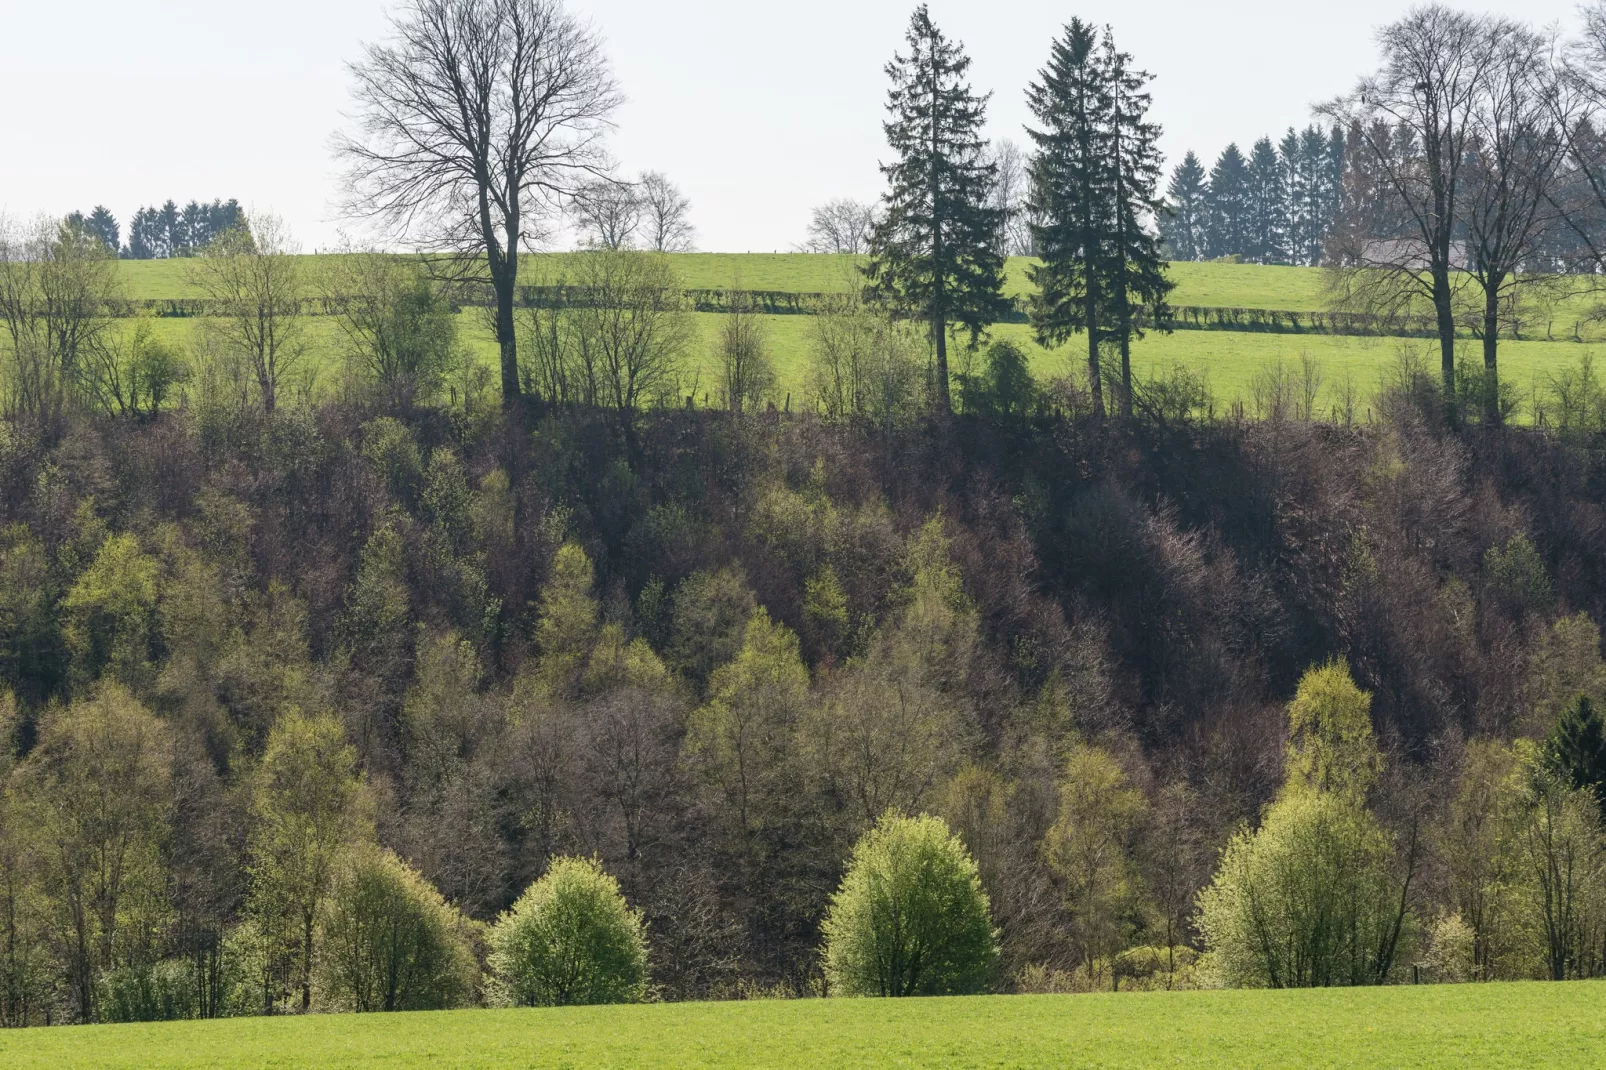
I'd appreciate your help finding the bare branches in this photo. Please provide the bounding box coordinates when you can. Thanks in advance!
[800,200,879,255]
[188,214,305,415]
[336,0,621,403]
[1320,5,1501,413]
[637,172,695,254]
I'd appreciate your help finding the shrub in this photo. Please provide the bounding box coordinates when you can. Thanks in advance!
[822,812,997,997]
[315,846,479,1012]
[489,856,648,1007]
[1196,789,1412,988]
[99,959,198,1022]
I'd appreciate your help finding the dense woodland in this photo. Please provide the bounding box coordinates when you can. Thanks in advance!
[11,0,1606,1028]
[4,368,1606,1020]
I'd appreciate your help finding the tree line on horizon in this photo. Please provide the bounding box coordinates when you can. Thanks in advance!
[66,200,247,261]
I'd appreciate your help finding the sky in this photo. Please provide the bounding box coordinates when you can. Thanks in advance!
[0,0,1588,253]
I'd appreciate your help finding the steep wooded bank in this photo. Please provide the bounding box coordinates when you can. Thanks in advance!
[3,397,1606,1019]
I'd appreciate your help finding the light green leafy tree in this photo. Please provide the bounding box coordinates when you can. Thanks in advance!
[489,856,648,1007]
[1197,661,1411,988]
[822,812,997,996]
[1043,743,1152,984]
[246,710,371,1013]
[315,845,479,1012]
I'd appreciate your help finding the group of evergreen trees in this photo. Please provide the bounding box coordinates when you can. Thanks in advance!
[66,200,246,260]
[866,8,1170,419]
[1160,127,1345,266]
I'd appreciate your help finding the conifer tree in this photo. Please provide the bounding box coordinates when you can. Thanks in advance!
[1544,695,1606,819]
[1025,18,1114,417]
[865,5,1008,415]
[1204,144,1251,259]
[1102,32,1174,416]
[1162,151,1208,261]
[1245,137,1288,264]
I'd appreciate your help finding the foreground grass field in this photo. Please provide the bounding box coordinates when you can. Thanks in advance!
[2,983,1603,1069]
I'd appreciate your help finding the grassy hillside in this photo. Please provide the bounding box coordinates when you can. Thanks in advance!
[111,254,1388,309]
[2,983,1603,1069]
[142,310,1600,422]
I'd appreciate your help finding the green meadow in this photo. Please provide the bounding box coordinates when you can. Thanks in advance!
[2,982,1602,1069]
[120,255,1605,419]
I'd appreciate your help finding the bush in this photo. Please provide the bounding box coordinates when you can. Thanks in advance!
[314,846,479,1012]
[99,959,199,1022]
[1196,789,1412,988]
[822,812,997,997]
[489,856,648,1007]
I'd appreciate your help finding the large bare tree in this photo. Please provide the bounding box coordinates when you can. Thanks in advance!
[337,0,621,407]
[1461,24,1568,426]
[1321,5,1498,421]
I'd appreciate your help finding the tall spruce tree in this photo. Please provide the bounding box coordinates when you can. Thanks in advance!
[865,5,1008,415]
[1025,18,1114,417]
[1162,152,1208,261]
[1205,144,1251,259]
[1245,137,1288,264]
[1103,32,1174,416]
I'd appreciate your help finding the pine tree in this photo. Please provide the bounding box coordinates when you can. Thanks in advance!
[1025,18,1114,417]
[1245,137,1288,264]
[1161,152,1207,261]
[1279,130,1308,264]
[1204,144,1251,259]
[865,5,1008,415]
[1544,695,1606,819]
[1103,31,1174,416]
[83,207,120,254]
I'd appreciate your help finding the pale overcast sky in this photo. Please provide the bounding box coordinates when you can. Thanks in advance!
[0,0,1586,252]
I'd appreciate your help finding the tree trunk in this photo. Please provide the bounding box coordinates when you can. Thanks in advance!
[496,272,520,407]
[1483,274,1502,427]
[933,314,950,413]
[1432,263,1457,426]
[1086,286,1103,419]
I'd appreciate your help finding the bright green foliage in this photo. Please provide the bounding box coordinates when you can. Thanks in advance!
[1510,759,1606,981]
[1043,744,1152,980]
[63,533,161,689]
[13,686,174,1021]
[1542,695,1606,817]
[1196,789,1410,988]
[1434,740,1532,981]
[489,857,648,1007]
[246,710,370,1013]
[534,544,600,697]
[315,846,478,1012]
[1284,660,1380,798]
[822,812,997,997]
[684,608,809,835]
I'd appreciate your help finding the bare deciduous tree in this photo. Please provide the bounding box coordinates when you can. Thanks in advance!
[189,214,305,415]
[989,138,1034,257]
[320,249,462,410]
[1321,5,1499,420]
[337,0,621,406]
[566,249,691,457]
[637,171,695,253]
[572,177,641,250]
[800,199,878,255]
[717,290,773,414]
[1461,24,1568,426]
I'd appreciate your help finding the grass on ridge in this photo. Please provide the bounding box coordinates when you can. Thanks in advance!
[1,982,1603,1069]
